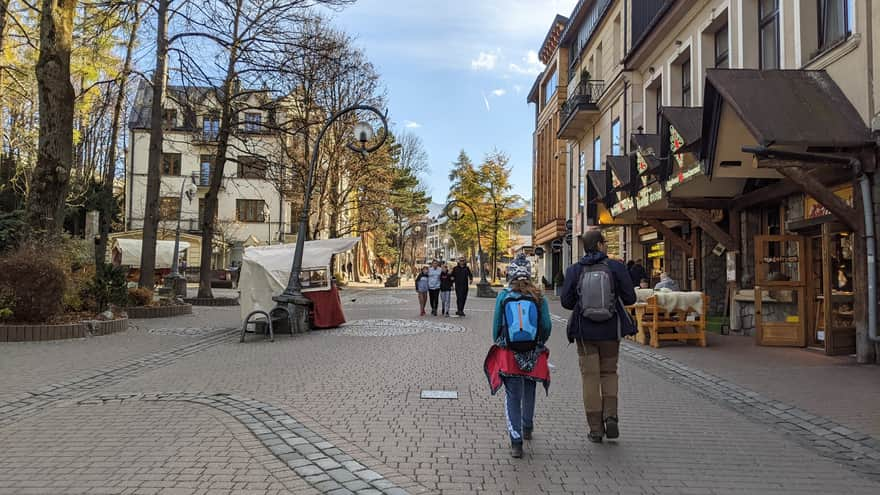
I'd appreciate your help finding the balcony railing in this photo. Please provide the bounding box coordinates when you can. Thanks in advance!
[558,80,604,139]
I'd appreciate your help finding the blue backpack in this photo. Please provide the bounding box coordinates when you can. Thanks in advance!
[502,295,540,351]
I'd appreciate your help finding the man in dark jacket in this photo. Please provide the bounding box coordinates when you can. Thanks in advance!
[451,258,474,316]
[629,259,648,286]
[561,230,636,443]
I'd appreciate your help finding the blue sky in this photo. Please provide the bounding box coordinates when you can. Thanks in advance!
[328,0,578,203]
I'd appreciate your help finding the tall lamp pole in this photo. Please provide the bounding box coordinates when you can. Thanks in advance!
[396,223,422,282]
[443,199,495,298]
[166,173,197,297]
[274,105,388,333]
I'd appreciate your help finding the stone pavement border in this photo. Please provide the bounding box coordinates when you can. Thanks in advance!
[549,313,880,480]
[0,328,236,428]
[77,392,428,495]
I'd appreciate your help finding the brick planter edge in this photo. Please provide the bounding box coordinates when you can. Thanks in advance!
[124,304,193,319]
[0,318,129,342]
[183,297,239,307]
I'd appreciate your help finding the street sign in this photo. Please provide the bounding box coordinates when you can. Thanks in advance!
[565,219,573,232]
[551,239,563,252]
[534,246,545,257]
[565,233,573,245]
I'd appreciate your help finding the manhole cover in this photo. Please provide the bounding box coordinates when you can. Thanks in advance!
[420,390,458,399]
[327,319,465,337]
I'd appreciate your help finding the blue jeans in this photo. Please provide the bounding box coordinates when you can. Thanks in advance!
[503,376,536,444]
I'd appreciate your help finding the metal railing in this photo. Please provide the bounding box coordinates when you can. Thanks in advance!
[561,80,605,123]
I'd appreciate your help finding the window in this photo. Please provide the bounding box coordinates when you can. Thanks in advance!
[611,119,621,156]
[681,56,691,106]
[238,155,266,179]
[199,154,215,186]
[715,24,730,68]
[578,151,585,210]
[593,136,601,171]
[198,198,206,229]
[161,153,181,176]
[655,84,663,132]
[236,199,267,223]
[543,69,558,108]
[290,203,301,233]
[159,197,180,221]
[759,0,780,69]
[162,109,177,128]
[244,112,262,132]
[203,116,220,140]
[818,0,854,50]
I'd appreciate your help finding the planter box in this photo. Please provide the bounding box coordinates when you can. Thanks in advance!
[124,304,193,319]
[184,297,238,307]
[0,318,128,342]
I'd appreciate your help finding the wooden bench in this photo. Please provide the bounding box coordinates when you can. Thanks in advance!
[638,294,709,348]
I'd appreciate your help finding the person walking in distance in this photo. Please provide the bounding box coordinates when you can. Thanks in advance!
[439,263,454,317]
[415,266,430,317]
[451,257,474,316]
[427,260,442,316]
[561,230,636,443]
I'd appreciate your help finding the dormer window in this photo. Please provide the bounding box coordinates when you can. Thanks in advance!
[244,112,262,132]
[162,109,177,128]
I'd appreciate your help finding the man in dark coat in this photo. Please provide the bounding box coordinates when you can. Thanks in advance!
[561,230,636,443]
[451,257,473,316]
[629,259,648,286]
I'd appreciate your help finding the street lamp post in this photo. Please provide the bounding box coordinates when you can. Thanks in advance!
[443,199,495,298]
[273,105,388,333]
[166,173,198,297]
[396,223,422,282]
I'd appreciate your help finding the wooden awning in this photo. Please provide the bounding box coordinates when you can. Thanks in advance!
[607,155,634,192]
[661,106,703,155]
[631,133,664,176]
[587,169,610,204]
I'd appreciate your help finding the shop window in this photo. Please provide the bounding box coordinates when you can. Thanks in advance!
[715,24,729,68]
[161,153,181,176]
[759,0,780,69]
[236,199,266,223]
[818,0,854,51]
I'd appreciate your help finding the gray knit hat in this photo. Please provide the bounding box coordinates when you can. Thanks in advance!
[507,253,531,282]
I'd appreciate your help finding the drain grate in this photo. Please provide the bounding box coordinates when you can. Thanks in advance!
[420,390,458,400]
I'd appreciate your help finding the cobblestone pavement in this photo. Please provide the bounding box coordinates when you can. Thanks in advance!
[1,288,879,494]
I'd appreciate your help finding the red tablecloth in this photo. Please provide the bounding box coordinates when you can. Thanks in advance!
[304,285,346,329]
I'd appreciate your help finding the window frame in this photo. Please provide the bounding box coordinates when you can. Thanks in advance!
[759,0,780,70]
[199,154,215,186]
[159,196,181,221]
[593,135,601,171]
[817,0,854,52]
[243,112,262,133]
[715,24,730,68]
[238,155,267,180]
[160,153,182,176]
[202,116,220,141]
[611,118,621,156]
[162,108,177,128]
[655,84,663,133]
[681,56,691,106]
[236,199,267,223]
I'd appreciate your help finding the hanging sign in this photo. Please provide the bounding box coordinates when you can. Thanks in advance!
[804,185,853,219]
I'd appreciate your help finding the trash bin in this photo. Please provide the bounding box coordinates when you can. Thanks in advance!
[384,274,400,287]
[270,307,291,334]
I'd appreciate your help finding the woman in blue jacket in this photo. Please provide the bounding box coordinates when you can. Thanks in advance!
[491,255,552,458]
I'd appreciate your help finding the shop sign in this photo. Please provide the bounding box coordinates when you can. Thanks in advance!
[636,183,663,209]
[648,242,665,259]
[805,185,853,219]
[610,196,635,217]
[611,169,622,189]
[665,125,701,191]
[761,256,799,264]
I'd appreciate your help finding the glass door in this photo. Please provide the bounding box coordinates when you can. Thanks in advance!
[755,235,806,347]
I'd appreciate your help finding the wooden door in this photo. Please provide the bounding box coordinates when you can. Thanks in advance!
[755,235,807,346]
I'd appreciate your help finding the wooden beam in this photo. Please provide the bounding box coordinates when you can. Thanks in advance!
[732,168,853,212]
[667,197,732,210]
[682,208,737,252]
[636,210,689,221]
[777,166,860,232]
[756,158,853,170]
[645,219,692,254]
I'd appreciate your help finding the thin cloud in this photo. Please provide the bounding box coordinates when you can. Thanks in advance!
[404,120,422,129]
[508,50,544,75]
[471,50,499,71]
[491,88,507,97]
[513,84,523,94]
[481,92,491,112]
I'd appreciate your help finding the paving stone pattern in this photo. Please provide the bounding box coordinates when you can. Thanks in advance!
[0,328,236,429]
[621,341,880,479]
[77,393,416,495]
[327,319,466,338]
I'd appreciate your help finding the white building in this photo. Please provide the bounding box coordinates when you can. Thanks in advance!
[124,82,293,269]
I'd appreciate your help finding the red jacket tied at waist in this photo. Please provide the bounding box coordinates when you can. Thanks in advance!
[483,345,551,395]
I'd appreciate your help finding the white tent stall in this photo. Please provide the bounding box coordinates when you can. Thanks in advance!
[111,238,190,269]
[238,237,360,322]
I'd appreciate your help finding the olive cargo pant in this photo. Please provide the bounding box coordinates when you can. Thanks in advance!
[576,339,620,433]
